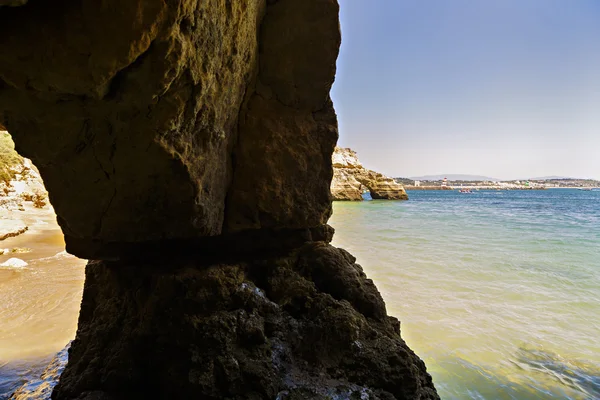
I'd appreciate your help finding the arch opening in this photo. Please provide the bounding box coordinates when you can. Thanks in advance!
[0,127,85,396]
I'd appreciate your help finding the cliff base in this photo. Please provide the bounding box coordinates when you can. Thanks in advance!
[53,242,437,400]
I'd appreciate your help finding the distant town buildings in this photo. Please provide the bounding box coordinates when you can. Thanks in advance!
[396,177,600,190]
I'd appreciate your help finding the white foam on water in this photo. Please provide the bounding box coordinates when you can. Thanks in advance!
[0,257,28,269]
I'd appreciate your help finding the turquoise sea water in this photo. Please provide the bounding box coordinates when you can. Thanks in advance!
[330,189,600,400]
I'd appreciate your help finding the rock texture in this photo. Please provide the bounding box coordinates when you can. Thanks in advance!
[54,244,436,400]
[0,1,27,7]
[332,148,408,201]
[0,0,338,258]
[0,130,51,245]
[0,0,438,398]
[0,139,49,212]
[0,223,27,241]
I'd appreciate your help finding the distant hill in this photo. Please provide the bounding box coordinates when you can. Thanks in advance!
[528,176,573,180]
[408,174,500,182]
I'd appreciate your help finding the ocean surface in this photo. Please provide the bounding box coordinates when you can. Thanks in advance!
[0,206,85,398]
[0,189,599,399]
[330,189,600,400]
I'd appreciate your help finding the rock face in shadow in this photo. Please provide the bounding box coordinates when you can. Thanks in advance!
[54,244,436,400]
[0,1,27,7]
[0,0,438,398]
[331,148,408,201]
[224,0,339,232]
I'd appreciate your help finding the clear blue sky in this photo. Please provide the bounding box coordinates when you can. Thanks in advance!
[331,0,600,180]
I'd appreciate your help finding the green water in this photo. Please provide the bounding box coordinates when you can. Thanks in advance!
[330,190,600,399]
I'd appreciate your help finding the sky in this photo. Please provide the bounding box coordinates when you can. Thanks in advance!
[331,0,600,180]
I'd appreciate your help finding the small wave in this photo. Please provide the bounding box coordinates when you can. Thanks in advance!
[50,250,68,259]
[35,251,71,262]
[9,343,71,400]
[512,347,600,399]
[0,258,28,269]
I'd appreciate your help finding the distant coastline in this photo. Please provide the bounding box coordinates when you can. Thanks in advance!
[405,186,548,191]
[405,186,600,191]
[404,186,453,191]
[397,177,600,190]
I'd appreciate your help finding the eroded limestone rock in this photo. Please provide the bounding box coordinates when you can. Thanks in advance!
[0,0,341,258]
[225,0,340,232]
[331,147,408,201]
[0,0,437,398]
[0,0,263,257]
[54,243,437,400]
[0,224,28,241]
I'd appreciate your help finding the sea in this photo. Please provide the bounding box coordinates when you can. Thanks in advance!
[0,206,85,398]
[330,189,600,400]
[0,189,599,399]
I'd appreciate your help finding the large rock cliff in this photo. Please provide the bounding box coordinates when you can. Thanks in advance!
[0,1,437,399]
[0,130,51,245]
[332,147,408,201]
[0,131,48,210]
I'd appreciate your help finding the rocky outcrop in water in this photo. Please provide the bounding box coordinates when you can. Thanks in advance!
[332,147,408,201]
[0,1,437,398]
[53,244,436,399]
[0,224,27,241]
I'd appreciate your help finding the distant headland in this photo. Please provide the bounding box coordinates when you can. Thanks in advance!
[331,147,408,200]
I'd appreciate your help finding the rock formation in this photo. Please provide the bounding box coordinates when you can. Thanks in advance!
[0,224,27,241]
[0,1,438,399]
[0,130,50,245]
[332,147,408,201]
[1,131,48,211]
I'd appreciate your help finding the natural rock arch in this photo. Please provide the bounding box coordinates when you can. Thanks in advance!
[331,147,408,201]
[0,1,438,399]
[355,172,407,200]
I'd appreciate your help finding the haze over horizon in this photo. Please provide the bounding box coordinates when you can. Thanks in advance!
[331,0,600,180]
